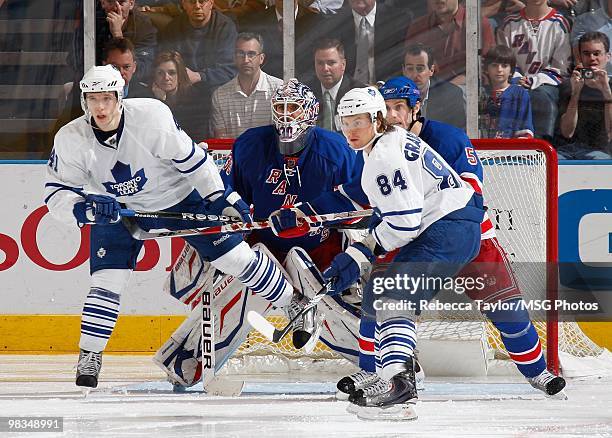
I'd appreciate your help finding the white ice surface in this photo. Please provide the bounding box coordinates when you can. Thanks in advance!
[0,355,611,438]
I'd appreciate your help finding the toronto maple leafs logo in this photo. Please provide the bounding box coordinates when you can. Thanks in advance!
[102,161,148,197]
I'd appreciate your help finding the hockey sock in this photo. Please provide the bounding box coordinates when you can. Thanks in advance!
[79,269,130,353]
[213,242,294,307]
[375,317,417,381]
[358,317,376,372]
[80,287,120,352]
[487,299,546,378]
[237,248,293,307]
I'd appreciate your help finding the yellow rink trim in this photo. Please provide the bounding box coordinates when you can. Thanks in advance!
[0,315,186,354]
[1,315,611,354]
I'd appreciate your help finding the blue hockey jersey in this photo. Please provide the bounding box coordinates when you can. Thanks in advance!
[221,126,356,256]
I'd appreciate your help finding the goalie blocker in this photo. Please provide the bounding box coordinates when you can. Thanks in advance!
[155,243,361,389]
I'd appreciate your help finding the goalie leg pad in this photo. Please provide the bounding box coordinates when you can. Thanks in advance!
[155,268,272,387]
[164,243,214,308]
[317,295,360,365]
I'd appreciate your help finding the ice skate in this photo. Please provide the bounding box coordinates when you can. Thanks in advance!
[76,349,102,389]
[336,370,380,401]
[349,358,418,421]
[528,369,567,399]
[284,291,317,349]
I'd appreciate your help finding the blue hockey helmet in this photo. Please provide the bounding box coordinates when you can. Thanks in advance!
[378,76,420,108]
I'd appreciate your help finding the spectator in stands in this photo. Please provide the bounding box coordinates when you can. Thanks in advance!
[480,45,534,138]
[307,38,364,131]
[570,0,612,73]
[327,0,412,84]
[402,43,466,129]
[96,0,157,83]
[497,0,571,141]
[211,33,283,138]
[150,50,209,140]
[237,0,322,83]
[558,31,612,159]
[103,37,152,98]
[160,0,237,89]
[54,37,152,132]
[405,0,495,89]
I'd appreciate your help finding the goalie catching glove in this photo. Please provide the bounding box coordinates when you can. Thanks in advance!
[204,187,253,224]
[73,194,121,225]
[323,240,376,296]
[269,203,317,238]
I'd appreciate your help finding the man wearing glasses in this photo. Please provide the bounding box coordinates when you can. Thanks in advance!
[403,43,466,130]
[160,0,237,88]
[96,0,158,83]
[211,32,283,138]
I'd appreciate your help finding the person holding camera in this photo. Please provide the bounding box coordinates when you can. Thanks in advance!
[558,31,612,159]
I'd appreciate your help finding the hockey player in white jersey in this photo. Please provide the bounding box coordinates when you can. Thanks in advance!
[44,65,296,389]
[322,87,484,420]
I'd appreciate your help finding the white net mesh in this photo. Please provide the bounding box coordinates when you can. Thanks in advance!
[206,142,605,373]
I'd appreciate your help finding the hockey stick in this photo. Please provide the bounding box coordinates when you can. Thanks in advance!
[122,209,373,240]
[120,208,242,223]
[246,282,333,344]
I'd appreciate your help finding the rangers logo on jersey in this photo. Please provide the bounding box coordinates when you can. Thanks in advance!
[102,161,148,197]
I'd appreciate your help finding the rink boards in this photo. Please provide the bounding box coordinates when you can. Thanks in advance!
[0,161,611,352]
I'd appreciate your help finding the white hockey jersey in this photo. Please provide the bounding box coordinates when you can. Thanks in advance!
[362,127,475,252]
[497,8,571,89]
[45,98,223,225]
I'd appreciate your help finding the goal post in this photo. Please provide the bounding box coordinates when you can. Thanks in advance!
[473,138,559,375]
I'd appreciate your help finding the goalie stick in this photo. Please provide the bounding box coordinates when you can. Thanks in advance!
[122,209,373,240]
[246,282,333,344]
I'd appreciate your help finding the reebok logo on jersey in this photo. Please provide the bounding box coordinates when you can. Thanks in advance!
[213,234,230,246]
[102,161,148,197]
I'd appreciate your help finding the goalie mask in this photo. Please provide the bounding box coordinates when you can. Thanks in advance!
[272,79,319,147]
[79,65,125,118]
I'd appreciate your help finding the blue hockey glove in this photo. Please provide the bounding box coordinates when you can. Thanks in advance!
[322,242,375,296]
[206,188,253,224]
[268,203,315,238]
[73,194,121,225]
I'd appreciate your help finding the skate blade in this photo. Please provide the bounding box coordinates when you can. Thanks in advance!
[354,403,418,421]
[336,390,350,401]
[346,401,359,414]
[205,378,245,397]
[547,390,568,400]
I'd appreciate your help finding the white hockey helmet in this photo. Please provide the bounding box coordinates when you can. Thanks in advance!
[336,86,387,125]
[271,78,319,142]
[79,65,125,115]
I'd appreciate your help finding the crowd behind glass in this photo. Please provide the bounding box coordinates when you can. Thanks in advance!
[2,0,611,159]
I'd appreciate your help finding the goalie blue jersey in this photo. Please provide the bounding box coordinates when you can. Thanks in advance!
[221,125,356,256]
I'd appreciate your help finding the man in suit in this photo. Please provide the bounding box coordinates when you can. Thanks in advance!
[403,43,466,130]
[308,38,364,131]
[327,0,411,84]
[238,0,323,82]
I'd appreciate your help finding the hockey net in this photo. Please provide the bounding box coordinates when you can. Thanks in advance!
[206,138,606,377]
